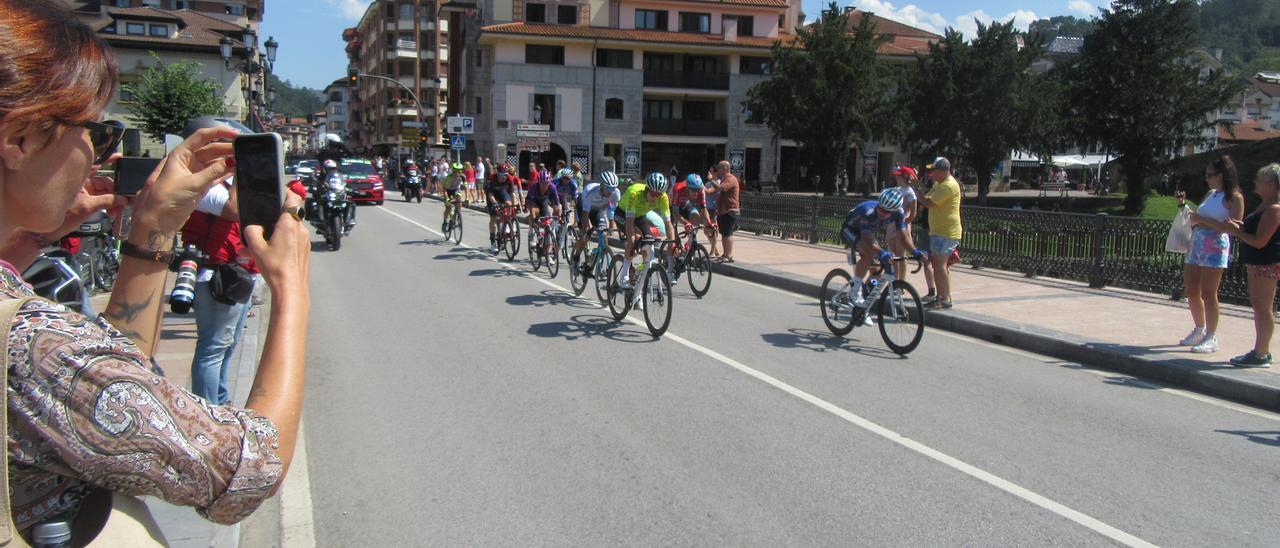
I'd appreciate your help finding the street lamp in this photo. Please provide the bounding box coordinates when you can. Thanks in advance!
[268,86,277,105]
[220,30,279,132]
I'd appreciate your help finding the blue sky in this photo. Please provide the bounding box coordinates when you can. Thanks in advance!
[263,0,1110,90]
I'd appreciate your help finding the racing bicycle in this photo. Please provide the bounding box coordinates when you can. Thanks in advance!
[569,225,614,303]
[442,195,463,244]
[526,215,560,278]
[819,250,925,355]
[657,221,714,298]
[494,204,521,260]
[604,234,672,338]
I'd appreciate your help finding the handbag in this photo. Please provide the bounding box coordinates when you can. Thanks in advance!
[208,263,255,306]
[0,297,167,547]
[1165,207,1193,254]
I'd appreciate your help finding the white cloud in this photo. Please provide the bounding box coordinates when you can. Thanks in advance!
[1067,0,1096,16]
[326,0,369,21]
[852,0,1038,38]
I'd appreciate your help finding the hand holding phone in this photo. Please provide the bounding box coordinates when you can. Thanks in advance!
[233,133,285,239]
[114,157,162,196]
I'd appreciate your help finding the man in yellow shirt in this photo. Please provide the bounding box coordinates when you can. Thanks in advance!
[917,157,962,309]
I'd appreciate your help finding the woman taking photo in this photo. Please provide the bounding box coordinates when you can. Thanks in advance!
[0,1,310,543]
[1175,156,1243,354]
[1224,164,1280,368]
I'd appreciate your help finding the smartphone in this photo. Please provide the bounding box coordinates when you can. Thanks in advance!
[232,133,285,240]
[114,157,162,196]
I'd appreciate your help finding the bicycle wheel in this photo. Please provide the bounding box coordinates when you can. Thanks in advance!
[605,253,630,321]
[545,234,560,278]
[527,227,541,271]
[442,207,453,241]
[502,220,519,261]
[642,266,672,337]
[452,208,463,244]
[562,225,577,261]
[569,248,587,296]
[819,268,857,336]
[592,249,609,305]
[877,279,924,355]
[686,244,712,298]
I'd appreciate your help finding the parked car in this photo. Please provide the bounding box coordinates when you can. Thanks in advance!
[340,159,385,205]
[296,159,317,180]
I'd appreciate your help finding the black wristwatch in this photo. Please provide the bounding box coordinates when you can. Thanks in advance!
[120,241,175,265]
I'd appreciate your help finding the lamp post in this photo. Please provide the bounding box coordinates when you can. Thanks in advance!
[221,28,279,132]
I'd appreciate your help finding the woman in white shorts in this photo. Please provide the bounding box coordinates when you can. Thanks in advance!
[1175,155,1243,354]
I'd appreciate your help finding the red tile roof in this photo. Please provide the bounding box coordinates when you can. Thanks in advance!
[99,7,245,50]
[1218,120,1280,143]
[680,0,789,6]
[845,10,940,39]
[481,22,934,56]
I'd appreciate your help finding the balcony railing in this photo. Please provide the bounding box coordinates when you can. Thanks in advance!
[641,118,728,137]
[643,71,729,90]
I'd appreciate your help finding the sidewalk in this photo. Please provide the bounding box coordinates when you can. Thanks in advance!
[91,285,266,548]
[713,233,1280,411]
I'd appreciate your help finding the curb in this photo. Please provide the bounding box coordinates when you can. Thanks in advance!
[712,261,1280,413]
[410,194,1280,412]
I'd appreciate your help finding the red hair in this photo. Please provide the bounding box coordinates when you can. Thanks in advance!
[0,0,118,131]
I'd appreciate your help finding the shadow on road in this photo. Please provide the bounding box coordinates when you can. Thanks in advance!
[1214,429,1280,448]
[310,241,338,253]
[527,314,653,343]
[506,290,597,309]
[434,250,488,261]
[760,328,901,359]
[468,267,526,279]
[398,239,446,247]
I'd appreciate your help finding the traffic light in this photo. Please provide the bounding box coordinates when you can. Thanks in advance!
[347,66,358,84]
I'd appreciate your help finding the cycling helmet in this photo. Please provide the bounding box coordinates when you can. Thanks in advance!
[558,168,574,179]
[878,188,903,211]
[23,249,89,315]
[323,159,338,169]
[645,172,669,193]
[685,174,703,190]
[599,171,619,190]
[451,162,463,171]
[498,163,509,173]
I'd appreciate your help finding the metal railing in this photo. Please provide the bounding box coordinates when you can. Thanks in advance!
[737,193,1255,303]
[642,71,730,90]
[641,118,728,137]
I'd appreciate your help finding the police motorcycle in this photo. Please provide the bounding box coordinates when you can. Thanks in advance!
[308,159,355,251]
[401,162,424,203]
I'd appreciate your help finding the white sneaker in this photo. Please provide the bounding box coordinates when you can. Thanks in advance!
[862,313,873,326]
[1191,336,1218,354]
[1179,327,1207,346]
[488,244,498,253]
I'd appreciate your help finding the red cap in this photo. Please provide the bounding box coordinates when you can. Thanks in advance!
[893,165,918,178]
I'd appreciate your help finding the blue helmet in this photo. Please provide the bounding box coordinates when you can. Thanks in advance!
[685,174,703,189]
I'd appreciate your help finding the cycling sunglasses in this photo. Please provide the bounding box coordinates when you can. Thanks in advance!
[79,120,126,165]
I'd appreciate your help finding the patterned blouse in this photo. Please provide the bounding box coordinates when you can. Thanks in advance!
[2,261,282,530]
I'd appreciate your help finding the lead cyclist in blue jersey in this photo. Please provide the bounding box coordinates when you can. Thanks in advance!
[841,189,926,305]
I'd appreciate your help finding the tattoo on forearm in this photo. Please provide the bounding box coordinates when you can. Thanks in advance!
[106,292,154,323]
[146,231,173,251]
[113,327,147,344]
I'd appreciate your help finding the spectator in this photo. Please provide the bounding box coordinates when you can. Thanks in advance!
[916,156,962,309]
[890,166,937,301]
[703,169,721,258]
[707,160,740,263]
[1224,163,1280,368]
[0,2,311,542]
[463,161,476,203]
[1174,155,1243,353]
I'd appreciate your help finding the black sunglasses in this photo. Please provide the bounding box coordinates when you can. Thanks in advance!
[80,120,125,165]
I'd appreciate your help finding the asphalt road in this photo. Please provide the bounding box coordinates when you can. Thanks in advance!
[298,197,1280,547]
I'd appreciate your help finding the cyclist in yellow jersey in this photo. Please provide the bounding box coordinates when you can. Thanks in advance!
[442,162,466,228]
[619,173,676,287]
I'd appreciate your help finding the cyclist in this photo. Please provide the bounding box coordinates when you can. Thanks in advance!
[485,165,520,253]
[555,168,580,226]
[619,172,676,288]
[574,170,622,274]
[840,188,924,306]
[673,174,712,237]
[526,169,562,247]
[442,161,466,229]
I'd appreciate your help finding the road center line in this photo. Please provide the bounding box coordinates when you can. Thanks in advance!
[376,204,1157,547]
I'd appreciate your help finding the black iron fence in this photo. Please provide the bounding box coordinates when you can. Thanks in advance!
[737,193,1253,303]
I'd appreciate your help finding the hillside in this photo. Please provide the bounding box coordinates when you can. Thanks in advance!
[268,73,324,119]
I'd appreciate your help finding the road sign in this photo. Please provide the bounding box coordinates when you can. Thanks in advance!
[729,149,745,175]
[450,134,466,150]
[447,116,475,135]
[623,147,640,174]
[515,130,551,138]
[517,137,550,152]
[462,117,474,133]
[516,123,550,132]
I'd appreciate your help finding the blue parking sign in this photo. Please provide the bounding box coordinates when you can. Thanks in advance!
[462,118,474,132]
[450,134,466,150]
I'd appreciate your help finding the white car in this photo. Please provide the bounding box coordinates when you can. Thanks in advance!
[295,159,318,180]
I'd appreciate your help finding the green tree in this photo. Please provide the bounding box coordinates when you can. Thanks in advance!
[1028,15,1096,38]
[123,54,224,142]
[898,21,1055,200]
[744,2,898,195]
[1066,0,1241,214]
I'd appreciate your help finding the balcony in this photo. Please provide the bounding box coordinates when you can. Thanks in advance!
[396,18,416,31]
[642,118,728,137]
[440,47,449,62]
[386,106,417,117]
[643,71,729,90]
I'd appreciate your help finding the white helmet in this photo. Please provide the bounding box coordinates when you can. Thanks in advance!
[645,172,669,193]
[878,188,903,211]
[323,159,338,169]
[599,171,619,190]
[324,134,343,146]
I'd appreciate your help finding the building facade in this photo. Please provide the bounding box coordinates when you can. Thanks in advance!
[322,78,352,142]
[466,2,934,187]
[343,0,459,160]
[68,0,264,31]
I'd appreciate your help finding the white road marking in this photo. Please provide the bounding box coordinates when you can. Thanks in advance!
[377,205,1158,547]
[281,420,316,548]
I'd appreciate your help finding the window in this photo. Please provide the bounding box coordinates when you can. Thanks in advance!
[149,24,168,36]
[746,148,761,183]
[125,22,145,35]
[386,4,396,19]
[103,20,117,33]
[172,1,192,9]
[399,3,414,19]
[330,104,346,116]
[330,91,344,102]
[635,9,668,31]
[684,101,715,120]
[743,105,762,124]
[739,56,770,75]
[475,50,483,67]
[111,0,129,6]
[684,55,718,73]
[679,12,710,33]
[525,3,546,23]
[225,4,245,16]
[605,98,624,119]
[142,0,161,7]
[596,48,633,69]
[778,14,785,31]
[643,53,674,72]
[120,86,135,102]
[476,97,483,115]
[643,100,672,119]
[525,44,564,65]
[534,93,555,129]
[736,15,754,36]
[558,5,577,24]
[604,143,622,165]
